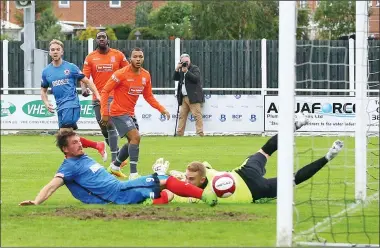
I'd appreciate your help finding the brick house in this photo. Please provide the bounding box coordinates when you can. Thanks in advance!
[3,0,166,28]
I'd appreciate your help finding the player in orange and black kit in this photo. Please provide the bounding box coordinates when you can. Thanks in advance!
[82,31,129,163]
[100,47,170,180]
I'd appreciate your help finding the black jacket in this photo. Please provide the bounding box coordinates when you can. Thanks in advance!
[173,64,204,106]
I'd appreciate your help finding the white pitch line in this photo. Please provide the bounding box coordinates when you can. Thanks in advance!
[294,192,379,241]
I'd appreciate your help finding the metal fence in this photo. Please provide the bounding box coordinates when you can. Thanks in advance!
[1,39,379,95]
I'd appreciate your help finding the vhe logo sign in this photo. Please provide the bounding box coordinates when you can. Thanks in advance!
[80,100,95,118]
[267,101,356,117]
[22,100,54,118]
[1,100,16,117]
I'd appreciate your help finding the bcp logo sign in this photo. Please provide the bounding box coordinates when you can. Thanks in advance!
[142,114,152,119]
[159,114,167,122]
[219,114,226,122]
[232,114,242,121]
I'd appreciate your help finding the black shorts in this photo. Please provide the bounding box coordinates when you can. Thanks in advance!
[234,153,277,201]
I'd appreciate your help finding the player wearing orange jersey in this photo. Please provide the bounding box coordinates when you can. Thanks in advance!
[100,48,170,180]
[82,31,129,162]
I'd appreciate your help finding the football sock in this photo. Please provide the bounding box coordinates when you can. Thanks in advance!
[114,143,129,167]
[107,127,119,161]
[128,143,139,174]
[153,190,169,205]
[80,137,98,149]
[261,134,278,156]
[165,176,203,199]
[100,127,109,145]
[294,157,328,185]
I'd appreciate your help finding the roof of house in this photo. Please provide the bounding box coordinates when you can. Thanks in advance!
[0,20,22,30]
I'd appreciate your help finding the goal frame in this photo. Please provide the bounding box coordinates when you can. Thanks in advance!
[276,1,376,247]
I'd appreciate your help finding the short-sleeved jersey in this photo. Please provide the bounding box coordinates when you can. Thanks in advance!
[41,60,84,111]
[82,48,129,100]
[172,166,253,204]
[101,65,165,117]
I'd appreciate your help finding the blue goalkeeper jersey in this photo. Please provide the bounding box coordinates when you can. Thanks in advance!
[41,60,84,111]
[55,154,160,204]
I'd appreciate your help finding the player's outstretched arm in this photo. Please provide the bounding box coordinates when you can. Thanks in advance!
[19,177,64,206]
[142,78,170,120]
[81,77,100,100]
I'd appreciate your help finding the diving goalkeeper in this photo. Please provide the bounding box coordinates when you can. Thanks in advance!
[152,114,344,204]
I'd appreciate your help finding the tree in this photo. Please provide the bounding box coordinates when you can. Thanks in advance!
[148,2,193,39]
[135,1,153,27]
[77,26,117,41]
[191,1,279,40]
[313,0,355,40]
[109,24,133,40]
[297,8,311,40]
[35,8,65,41]
[14,0,52,25]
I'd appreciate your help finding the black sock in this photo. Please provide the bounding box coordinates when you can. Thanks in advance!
[100,127,109,146]
[128,144,139,174]
[114,143,129,167]
[294,157,329,185]
[261,134,278,156]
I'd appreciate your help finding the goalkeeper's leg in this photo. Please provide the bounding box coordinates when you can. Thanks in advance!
[294,140,343,185]
[254,140,344,200]
[260,113,309,158]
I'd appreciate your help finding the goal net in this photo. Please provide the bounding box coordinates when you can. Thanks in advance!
[276,1,379,247]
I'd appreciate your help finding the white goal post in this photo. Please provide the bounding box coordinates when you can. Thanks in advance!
[276,1,378,247]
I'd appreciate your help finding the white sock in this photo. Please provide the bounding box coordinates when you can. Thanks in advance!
[111,163,120,170]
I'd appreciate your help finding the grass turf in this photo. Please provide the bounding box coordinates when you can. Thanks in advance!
[1,135,378,246]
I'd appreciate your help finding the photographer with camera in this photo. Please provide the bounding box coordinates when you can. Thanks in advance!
[173,54,205,136]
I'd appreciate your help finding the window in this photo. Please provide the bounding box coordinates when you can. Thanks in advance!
[109,1,121,8]
[58,0,70,8]
[376,0,380,7]
[368,0,372,7]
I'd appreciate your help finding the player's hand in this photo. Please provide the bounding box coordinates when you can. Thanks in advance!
[169,170,186,181]
[161,110,170,120]
[19,200,37,206]
[152,158,170,176]
[82,88,91,97]
[45,103,55,113]
[100,116,109,126]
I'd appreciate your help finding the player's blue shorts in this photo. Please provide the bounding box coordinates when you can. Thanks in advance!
[58,107,80,129]
[113,174,161,204]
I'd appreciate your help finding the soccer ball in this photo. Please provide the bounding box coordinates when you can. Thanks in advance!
[212,172,236,198]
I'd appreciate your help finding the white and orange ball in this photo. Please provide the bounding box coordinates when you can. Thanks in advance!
[212,172,236,198]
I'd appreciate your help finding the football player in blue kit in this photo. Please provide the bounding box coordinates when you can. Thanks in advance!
[19,130,217,206]
[40,39,107,161]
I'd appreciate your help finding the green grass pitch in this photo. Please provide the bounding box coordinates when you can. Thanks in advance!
[1,135,378,246]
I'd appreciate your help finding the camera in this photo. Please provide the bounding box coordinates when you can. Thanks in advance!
[181,62,188,67]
